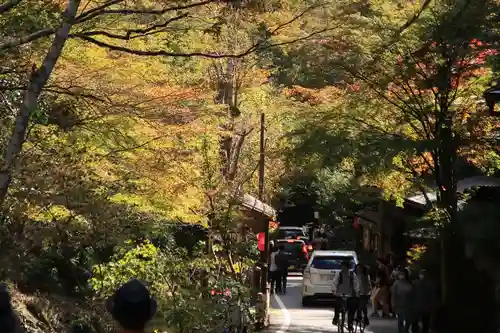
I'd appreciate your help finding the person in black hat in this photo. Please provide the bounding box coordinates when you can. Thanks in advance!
[106,279,157,332]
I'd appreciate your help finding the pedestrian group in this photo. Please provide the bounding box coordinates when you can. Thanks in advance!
[269,242,290,294]
[330,256,438,333]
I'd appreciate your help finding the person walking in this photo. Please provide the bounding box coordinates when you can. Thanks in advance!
[371,258,391,318]
[355,264,372,326]
[269,245,281,294]
[267,241,275,284]
[391,268,413,333]
[412,270,438,333]
[275,244,289,294]
[105,279,157,333]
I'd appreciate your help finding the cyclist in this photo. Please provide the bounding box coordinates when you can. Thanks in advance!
[355,264,372,326]
[332,260,360,331]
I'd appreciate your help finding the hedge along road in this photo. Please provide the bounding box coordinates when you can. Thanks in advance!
[269,275,398,333]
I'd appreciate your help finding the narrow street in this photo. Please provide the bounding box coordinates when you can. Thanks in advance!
[269,275,398,333]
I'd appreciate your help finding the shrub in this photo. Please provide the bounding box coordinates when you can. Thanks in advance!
[89,240,254,333]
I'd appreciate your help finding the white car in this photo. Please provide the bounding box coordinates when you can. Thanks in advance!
[301,250,359,306]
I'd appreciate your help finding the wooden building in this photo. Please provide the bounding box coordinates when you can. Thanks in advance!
[239,193,276,233]
[354,176,500,260]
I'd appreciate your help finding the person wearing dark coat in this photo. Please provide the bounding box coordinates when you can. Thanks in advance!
[275,244,290,294]
[412,270,438,333]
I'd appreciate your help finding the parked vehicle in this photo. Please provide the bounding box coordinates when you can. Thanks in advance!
[301,250,358,306]
[274,226,306,240]
[274,238,309,272]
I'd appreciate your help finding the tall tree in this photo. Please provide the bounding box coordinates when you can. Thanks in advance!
[0,0,336,206]
[291,0,499,302]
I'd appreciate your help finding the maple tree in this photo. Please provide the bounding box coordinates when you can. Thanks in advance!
[285,0,500,325]
[0,0,342,207]
[346,0,499,224]
[288,0,499,199]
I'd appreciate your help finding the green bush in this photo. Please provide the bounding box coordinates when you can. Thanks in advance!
[89,240,254,333]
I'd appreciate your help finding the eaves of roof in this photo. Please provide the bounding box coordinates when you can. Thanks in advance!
[239,193,276,218]
[406,176,500,206]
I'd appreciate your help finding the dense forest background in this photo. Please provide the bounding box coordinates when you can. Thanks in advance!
[0,0,498,332]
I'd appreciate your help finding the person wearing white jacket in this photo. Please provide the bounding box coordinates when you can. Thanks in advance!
[332,261,360,331]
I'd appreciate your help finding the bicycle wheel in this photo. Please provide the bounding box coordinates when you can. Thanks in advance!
[338,310,345,333]
[354,319,365,333]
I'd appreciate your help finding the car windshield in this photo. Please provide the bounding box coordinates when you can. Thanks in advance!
[311,255,355,270]
[278,229,304,238]
[276,241,304,254]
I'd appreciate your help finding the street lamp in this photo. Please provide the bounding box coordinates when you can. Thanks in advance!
[484,84,500,116]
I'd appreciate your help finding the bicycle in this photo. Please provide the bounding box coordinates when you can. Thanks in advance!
[353,294,370,333]
[352,313,366,333]
[333,294,356,333]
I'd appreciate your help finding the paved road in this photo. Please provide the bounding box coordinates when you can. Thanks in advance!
[269,275,398,333]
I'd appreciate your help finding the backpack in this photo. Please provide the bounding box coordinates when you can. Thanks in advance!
[276,251,289,269]
[337,271,354,291]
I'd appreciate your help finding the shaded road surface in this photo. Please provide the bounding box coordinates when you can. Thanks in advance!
[269,275,398,333]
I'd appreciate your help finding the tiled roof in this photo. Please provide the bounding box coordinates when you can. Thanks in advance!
[355,210,380,223]
[240,193,276,218]
[406,176,500,206]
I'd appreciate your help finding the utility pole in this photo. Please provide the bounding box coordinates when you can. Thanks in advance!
[258,113,265,200]
[258,113,269,292]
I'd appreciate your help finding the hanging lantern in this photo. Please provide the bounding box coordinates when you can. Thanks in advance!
[484,84,500,116]
[257,232,265,251]
[353,216,360,229]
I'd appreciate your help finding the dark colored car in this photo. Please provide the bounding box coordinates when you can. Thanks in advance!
[296,236,314,255]
[275,226,306,240]
[275,239,309,272]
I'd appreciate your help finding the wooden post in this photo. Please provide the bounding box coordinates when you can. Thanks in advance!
[258,113,265,201]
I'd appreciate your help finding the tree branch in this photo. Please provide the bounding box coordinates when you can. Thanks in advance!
[75,13,189,40]
[0,28,56,51]
[75,0,217,23]
[0,0,231,51]
[398,0,433,34]
[102,135,166,157]
[72,24,338,59]
[0,0,21,14]
[348,67,429,139]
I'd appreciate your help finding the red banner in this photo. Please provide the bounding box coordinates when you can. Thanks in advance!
[257,232,265,251]
[353,216,360,229]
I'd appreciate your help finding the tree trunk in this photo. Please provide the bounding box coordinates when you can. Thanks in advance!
[436,109,459,305]
[213,58,249,183]
[0,0,80,206]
